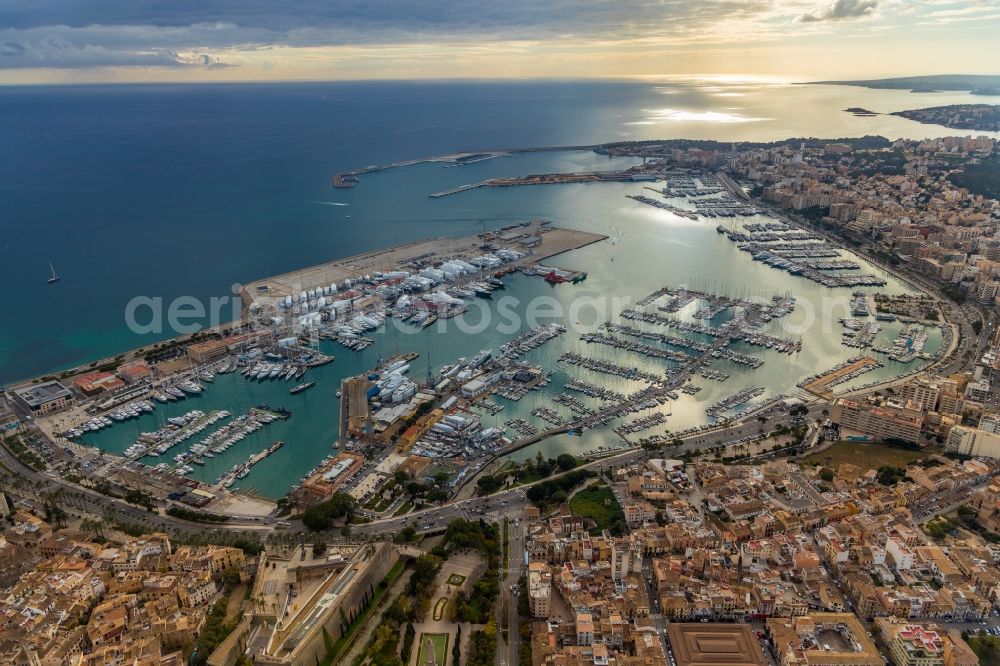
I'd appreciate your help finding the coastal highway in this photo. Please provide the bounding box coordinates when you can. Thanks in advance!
[0,438,273,536]
[345,401,828,539]
[2,400,827,541]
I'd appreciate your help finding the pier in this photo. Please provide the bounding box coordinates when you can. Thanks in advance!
[559,352,663,384]
[564,380,626,402]
[241,220,607,305]
[627,193,699,219]
[614,412,667,439]
[580,332,692,362]
[799,356,881,399]
[333,151,511,189]
[429,181,489,198]
[214,440,285,491]
[705,386,765,417]
[722,227,888,288]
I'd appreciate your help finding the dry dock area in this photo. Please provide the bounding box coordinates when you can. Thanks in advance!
[241,220,606,304]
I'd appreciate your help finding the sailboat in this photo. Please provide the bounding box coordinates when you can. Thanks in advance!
[47,261,60,284]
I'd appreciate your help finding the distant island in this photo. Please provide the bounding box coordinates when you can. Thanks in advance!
[812,74,1000,96]
[844,107,878,116]
[892,104,1000,132]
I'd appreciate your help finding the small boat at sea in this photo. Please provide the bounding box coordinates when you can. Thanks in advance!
[47,261,60,284]
[289,381,315,395]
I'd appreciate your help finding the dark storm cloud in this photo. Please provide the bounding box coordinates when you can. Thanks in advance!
[0,0,776,69]
[797,0,879,23]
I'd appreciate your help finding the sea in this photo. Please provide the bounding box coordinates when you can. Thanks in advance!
[2,78,998,497]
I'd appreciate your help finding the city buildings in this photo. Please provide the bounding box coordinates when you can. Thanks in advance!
[830,399,923,443]
[10,381,73,415]
[0,515,248,666]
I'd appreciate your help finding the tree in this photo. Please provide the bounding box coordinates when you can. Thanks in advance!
[222,568,241,588]
[876,466,906,486]
[43,493,68,528]
[407,554,443,595]
[401,623,416,662]
[925,519,950,540]
[405,481,427,499]
[301,493,357,530]
[395,525,418,543]
[556,453,577,471]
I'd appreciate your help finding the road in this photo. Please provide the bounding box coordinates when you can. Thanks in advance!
[0,437,272,537]
[2,397,828,545]
[911,482,989,523]
[641,557,670,655]
[347,402,829,541]
[2,187,974,543]
[497,516,525,666]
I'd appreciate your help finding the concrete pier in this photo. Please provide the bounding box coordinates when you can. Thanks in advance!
[241,220,607,305]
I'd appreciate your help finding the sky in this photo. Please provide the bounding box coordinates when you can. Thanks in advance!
[0,0,998,84]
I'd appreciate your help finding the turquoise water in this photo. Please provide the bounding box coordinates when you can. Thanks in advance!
[76,163,939,497]
[2,79,996,384]
[3,79,972,497]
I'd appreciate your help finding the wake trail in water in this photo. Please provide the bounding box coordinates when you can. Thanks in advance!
[312,200,350,207]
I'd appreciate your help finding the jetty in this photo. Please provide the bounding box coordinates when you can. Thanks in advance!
[241,220,606,306]
[800,356,882,399]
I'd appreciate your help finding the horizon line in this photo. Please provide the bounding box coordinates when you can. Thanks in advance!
[2,71,998,88]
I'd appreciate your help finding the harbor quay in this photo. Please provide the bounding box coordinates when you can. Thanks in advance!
[0,139,969,546]
[1,219,615,524]
[239,218,603,305]
[3,211,951,535]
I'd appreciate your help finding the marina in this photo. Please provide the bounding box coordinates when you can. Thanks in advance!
[614,412,667,438]
[216,440,285,490]
[27,149,945,502]
[705,386,766,418]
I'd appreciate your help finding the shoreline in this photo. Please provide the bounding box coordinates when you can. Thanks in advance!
[1,139,973,531]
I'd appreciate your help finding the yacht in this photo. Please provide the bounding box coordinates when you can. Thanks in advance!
[290,381,316,395]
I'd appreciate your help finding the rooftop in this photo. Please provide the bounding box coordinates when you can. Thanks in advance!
[667,624,767,666]
[12,381,72,407]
